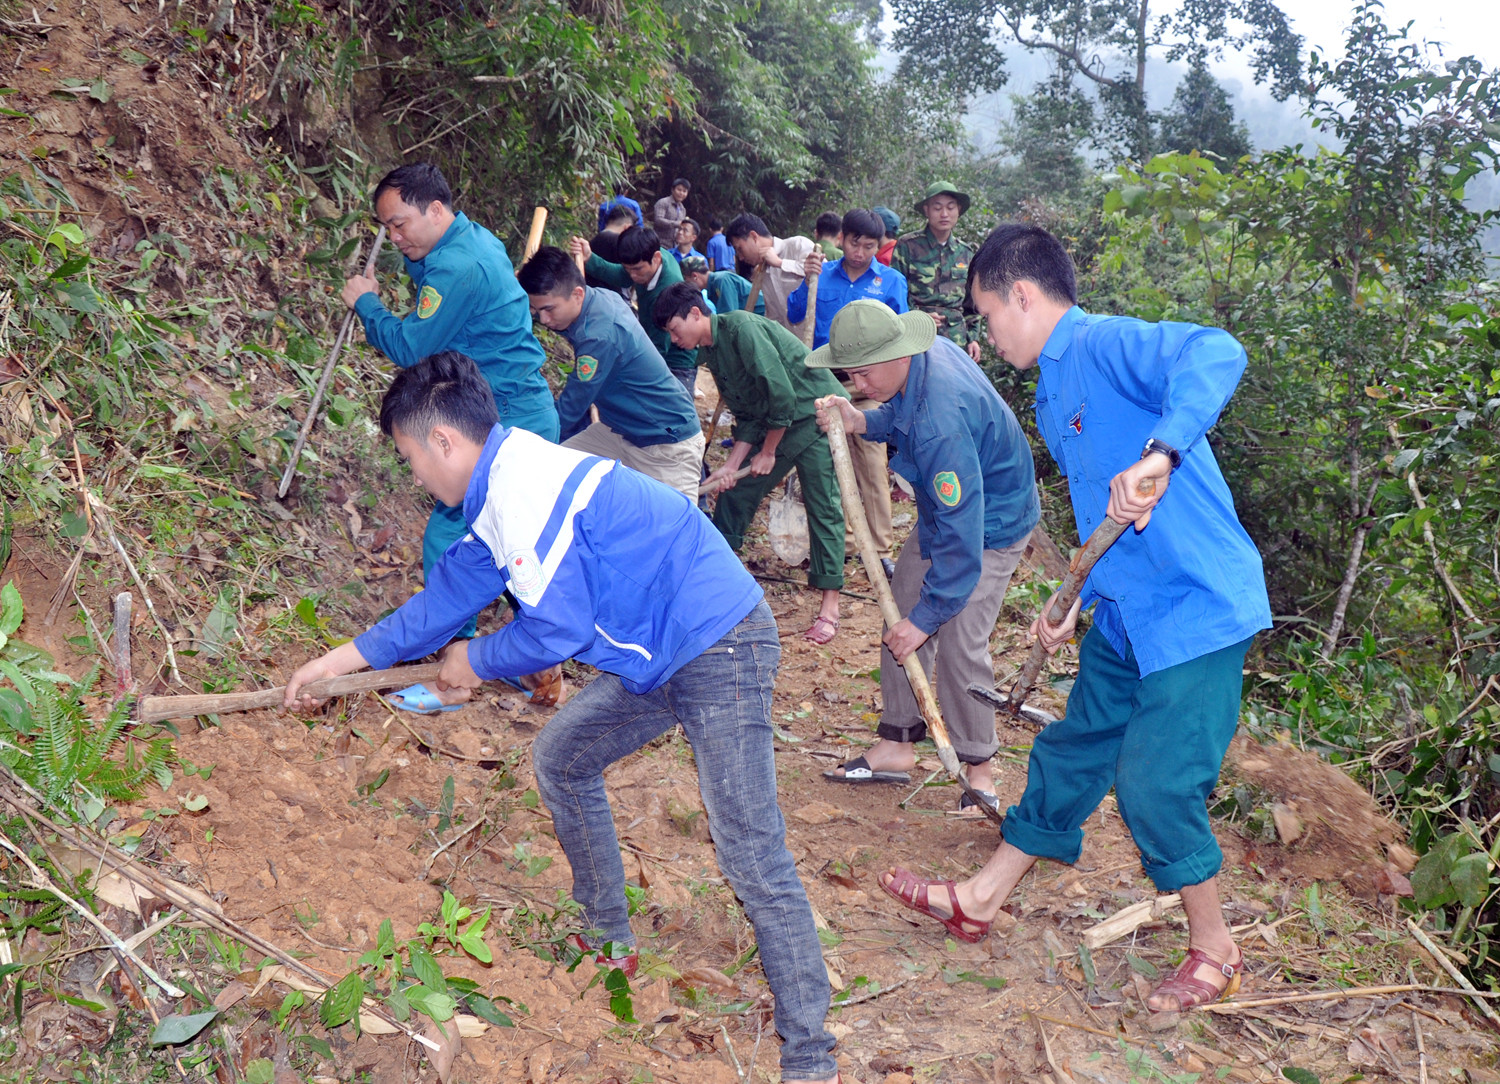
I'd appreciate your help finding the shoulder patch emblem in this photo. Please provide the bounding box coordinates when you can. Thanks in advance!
[417,284,443,319]
[506,548,547,607]
[934,471,962,507]
[576,355,599,382]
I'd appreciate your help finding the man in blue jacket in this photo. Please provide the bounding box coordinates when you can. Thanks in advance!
[812,302,1039,809]
[283,352,839,1084]
[341,163,559,620]
[518,247,705,498]
[876,224,1272,1014]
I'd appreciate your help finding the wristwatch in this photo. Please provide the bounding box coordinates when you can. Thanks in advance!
[1142,437,1181,469]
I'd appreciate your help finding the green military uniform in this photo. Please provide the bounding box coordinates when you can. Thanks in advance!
[586,249,699,374]
[698,311,848,592]
[891,226,978,348]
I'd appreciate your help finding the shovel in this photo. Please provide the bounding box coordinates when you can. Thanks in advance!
[822,401,1003,827]
[967,476,1156,726]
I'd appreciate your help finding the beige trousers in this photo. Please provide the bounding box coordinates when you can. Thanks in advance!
[563,422,706,499]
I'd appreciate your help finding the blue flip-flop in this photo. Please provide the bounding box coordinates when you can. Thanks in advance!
[386,684,465,714]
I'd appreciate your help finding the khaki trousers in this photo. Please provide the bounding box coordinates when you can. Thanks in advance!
[844,395,893,560]
[876,525,1029,764]
[563,422,706,499]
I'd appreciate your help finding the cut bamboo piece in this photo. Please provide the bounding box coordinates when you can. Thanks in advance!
[1079,893,1182,950]
[137,662,444,724]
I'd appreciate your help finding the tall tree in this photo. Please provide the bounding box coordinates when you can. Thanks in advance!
[889,0,1301,159]
[1156,63,1252,160]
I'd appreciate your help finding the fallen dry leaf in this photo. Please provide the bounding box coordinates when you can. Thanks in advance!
[1272,801,1303,844]
[424,1019,460,1083]
[791,800,843,825]
[678,967,737,995]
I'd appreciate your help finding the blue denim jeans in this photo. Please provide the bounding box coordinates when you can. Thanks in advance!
[533,600,836,1080]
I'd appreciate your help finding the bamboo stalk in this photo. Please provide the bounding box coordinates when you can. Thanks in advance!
[137,662,443,724]
[797,263,820,348]
[1406,918,1500,1028]
[822,401,1000,825]
[522,206,547,264]
[279,226,386,498]
[1201,981,1500,1014]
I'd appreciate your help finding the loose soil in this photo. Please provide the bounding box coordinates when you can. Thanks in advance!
[3,3,1497,1080]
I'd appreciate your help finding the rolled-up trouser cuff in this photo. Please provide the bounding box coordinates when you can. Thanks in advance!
[1141,836,1224,892]
[1000,804,1084,865]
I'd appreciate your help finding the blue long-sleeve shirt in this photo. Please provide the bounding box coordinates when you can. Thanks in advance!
[354,213,552,418]
[706,232,734,272]
[556,288,698,446]
[355,426,763,693]
[597,196,645,232]
[863,338,1040,633]
[1033,306,1272,676]
[786,260,909,348]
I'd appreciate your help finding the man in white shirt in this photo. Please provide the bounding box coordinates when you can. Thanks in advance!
[723,212,817,331]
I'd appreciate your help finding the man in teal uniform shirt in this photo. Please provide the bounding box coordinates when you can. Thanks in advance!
[342,162,559,583]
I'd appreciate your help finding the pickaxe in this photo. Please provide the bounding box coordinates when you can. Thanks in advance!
[967,477,1156,727]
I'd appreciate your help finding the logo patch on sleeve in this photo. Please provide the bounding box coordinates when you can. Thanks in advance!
[506,548,547,607]
[576,355,599,382]
[934,471,962,507]
[417,284,443,319]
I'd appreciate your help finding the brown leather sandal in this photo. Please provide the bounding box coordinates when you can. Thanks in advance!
[802,614,839,644]
[1148,945,1243,1011]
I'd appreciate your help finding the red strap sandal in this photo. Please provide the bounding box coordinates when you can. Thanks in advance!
[878,867,992,943]
[1148,946,1242,1011]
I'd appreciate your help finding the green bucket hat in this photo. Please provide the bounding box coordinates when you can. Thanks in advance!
[914,181,970,216]
[806,300,937,369]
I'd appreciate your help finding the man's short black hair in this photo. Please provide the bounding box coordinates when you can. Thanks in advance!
[380,351,498,445]
[968,223,1078,305]
[373,163,452,210]
[707,216,723,231]
[724,213,769,243]
[516,246,583,296]
[814,212,842,238]
[679,217,699,236]
[604,203,636,226]
[615,226,661,266]
[652,282,712,329]
[840,209,883,243]
[671,177,691,191]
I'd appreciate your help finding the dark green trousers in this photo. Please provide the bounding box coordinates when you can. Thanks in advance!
[1002,627,1252,892]
[712,415,845,591]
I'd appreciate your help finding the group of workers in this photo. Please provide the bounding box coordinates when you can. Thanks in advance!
[286,161,1272,1083]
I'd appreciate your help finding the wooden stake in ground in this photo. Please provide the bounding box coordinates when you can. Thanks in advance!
[278,226,386,498]
[822,401,1002,826]
[967,475,1155,725]
[112,592,133,703]
[137,662,443,724]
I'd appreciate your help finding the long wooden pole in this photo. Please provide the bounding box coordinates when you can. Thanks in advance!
[822,402,1001,826]
[968,476,1155,725]
[278,226,386,498]
[522,207,548,264]
[797,262,821,348]
[136,663,443,724]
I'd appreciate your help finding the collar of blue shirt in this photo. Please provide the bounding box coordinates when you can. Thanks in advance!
[1039,305,1087,364]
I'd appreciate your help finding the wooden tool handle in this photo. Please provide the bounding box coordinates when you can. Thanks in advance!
[798,263,821,348]
[136,663,443,724]
[745,265,765,312]
[697,465,752,497]
[277,226,386,499]
[1009,476,1159,709]
[523,207,548,264]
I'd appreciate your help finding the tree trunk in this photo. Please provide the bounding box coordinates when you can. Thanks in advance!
[1322,477,1380,659]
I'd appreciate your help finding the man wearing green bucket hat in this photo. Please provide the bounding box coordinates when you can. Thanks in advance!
[892,182,982,362]
[809,300,1038,805]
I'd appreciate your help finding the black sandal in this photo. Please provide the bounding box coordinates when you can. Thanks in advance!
[822,755,911,785]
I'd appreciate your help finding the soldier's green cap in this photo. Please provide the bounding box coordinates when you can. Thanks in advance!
[914,181,971,216]
[805,300,937,369]
[680,254,709,274]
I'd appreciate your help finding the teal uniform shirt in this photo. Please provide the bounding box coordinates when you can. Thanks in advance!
[863,337,1039,634]
[706,270,765,316]
[556,288,698,447]
[353,212,554,422]
[585,249,699,372]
